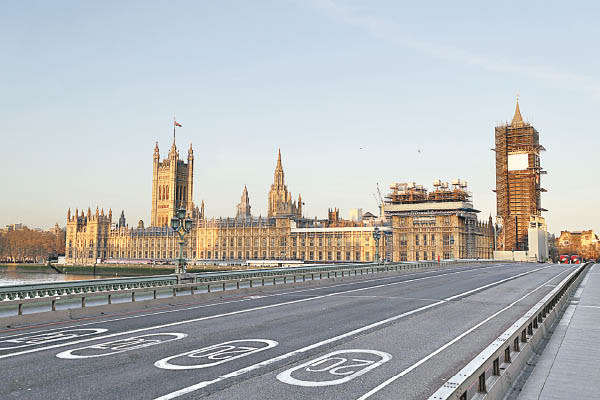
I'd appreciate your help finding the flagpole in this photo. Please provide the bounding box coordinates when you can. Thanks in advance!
[173,115,176,144]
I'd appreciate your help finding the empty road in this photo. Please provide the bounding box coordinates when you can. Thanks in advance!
[0,262,575,399]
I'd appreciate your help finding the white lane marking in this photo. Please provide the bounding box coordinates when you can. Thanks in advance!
[277,349,391,387]
[0,329,108,350]
[355,266,576,400]
[155,339,278,370]
[0,263,511,340]
[56,333,187,359]
[581,305,600,309]
[152,265,554,400]
[0,264,528,360]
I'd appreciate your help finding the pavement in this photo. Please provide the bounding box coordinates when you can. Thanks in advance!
[515,263,600,400]
[0,262,578,400]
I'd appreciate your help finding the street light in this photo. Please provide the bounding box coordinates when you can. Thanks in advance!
[372,227,381,264]
[171,208,193,275]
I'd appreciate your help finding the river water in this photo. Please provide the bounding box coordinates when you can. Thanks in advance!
[0,265,112,286]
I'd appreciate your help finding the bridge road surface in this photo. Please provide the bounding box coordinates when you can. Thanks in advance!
[0,262,576,400]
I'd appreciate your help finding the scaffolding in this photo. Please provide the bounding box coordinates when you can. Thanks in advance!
[385,180,471,204]
[494,101,545,251]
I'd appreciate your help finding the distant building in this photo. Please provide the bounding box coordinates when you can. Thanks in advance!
[383,180,495,261]
[66,138,388,265]
[236,186,252,220]
[556,230,599,259]
[151,140,199,227]
[349,208,363,222]
[267,149,302,219]
[494,99,546,251]
[4,223,25,232]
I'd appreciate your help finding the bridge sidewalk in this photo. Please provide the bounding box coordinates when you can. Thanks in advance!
[516,263,600,400]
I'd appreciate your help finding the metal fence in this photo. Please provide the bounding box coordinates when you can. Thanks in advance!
[0,259,496,316]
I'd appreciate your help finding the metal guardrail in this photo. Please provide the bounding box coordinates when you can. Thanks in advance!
[0,259,496,316]
[0,275,178,301]
[0,259,492,301]
[428,262,589,400]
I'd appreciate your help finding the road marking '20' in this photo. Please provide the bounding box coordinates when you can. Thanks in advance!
[154,339,278,370]
[277,349,391,387]
[56,333,187,359]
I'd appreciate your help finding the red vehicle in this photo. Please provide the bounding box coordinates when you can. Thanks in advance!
[559,255,570,264]
[570,255,581,264]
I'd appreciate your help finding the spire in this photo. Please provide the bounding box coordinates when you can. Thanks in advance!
[188,142,193,160]
[154,141,160,159]
[242,184,248,197]
[276,148,282,170]
[511,97,524,127]
[67,208,71,220]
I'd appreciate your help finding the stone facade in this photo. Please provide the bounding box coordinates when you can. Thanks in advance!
[383,181,495,262]
[267,149,302,219]
[65,140,386,265]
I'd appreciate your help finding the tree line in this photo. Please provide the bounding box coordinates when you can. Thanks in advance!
[0,228,66,263]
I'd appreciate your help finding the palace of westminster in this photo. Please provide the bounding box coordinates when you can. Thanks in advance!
[66,135,496,266]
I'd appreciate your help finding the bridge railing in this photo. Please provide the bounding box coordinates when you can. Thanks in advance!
[427,262,589,400]
[0,259,498,316]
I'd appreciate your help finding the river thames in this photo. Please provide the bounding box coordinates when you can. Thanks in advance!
[0,265,112,286]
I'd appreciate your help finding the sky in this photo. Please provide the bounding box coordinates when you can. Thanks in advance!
[1,0,599,235]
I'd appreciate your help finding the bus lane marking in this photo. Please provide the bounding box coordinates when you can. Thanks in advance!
[0,328,108,351]
[155,339,278,370]
[277,349,391,387]
[56,333,186,359]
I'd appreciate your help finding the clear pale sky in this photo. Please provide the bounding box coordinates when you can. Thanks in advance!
[1,1,599,235]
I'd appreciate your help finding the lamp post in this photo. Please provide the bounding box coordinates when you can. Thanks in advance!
[170,208,193,275]
[372,227,381,264]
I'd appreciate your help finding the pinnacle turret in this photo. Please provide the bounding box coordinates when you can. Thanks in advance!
[511,98,524,127]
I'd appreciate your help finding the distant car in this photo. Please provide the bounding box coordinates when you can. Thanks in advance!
[559,255,570,264]
[570,255,581,264]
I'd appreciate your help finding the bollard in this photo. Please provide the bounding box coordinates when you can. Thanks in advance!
[132,292,136,302]
[81,297,86,307]
[173,288,177,297]
[223,282,226,291]
[51,299,56,311]
[108,294,112,304]
[236,281,240,289]
[18,303,23,315]
[191,286,195,295]
[153,290,157,299]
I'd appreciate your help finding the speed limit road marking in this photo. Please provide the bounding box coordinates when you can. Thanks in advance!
[277,349,391,387]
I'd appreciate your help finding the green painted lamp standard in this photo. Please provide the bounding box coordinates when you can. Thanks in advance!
[372,227,381,264]
[170,208,193,275]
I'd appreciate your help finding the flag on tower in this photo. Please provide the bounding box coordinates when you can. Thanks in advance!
[174,121,182,127]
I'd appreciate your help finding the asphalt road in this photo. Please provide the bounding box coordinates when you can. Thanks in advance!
[0,262,576,400]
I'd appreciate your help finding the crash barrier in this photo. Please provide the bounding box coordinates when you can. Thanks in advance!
[1,259,498,316]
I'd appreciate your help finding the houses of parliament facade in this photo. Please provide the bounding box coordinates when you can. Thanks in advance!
[65,138,391,265]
